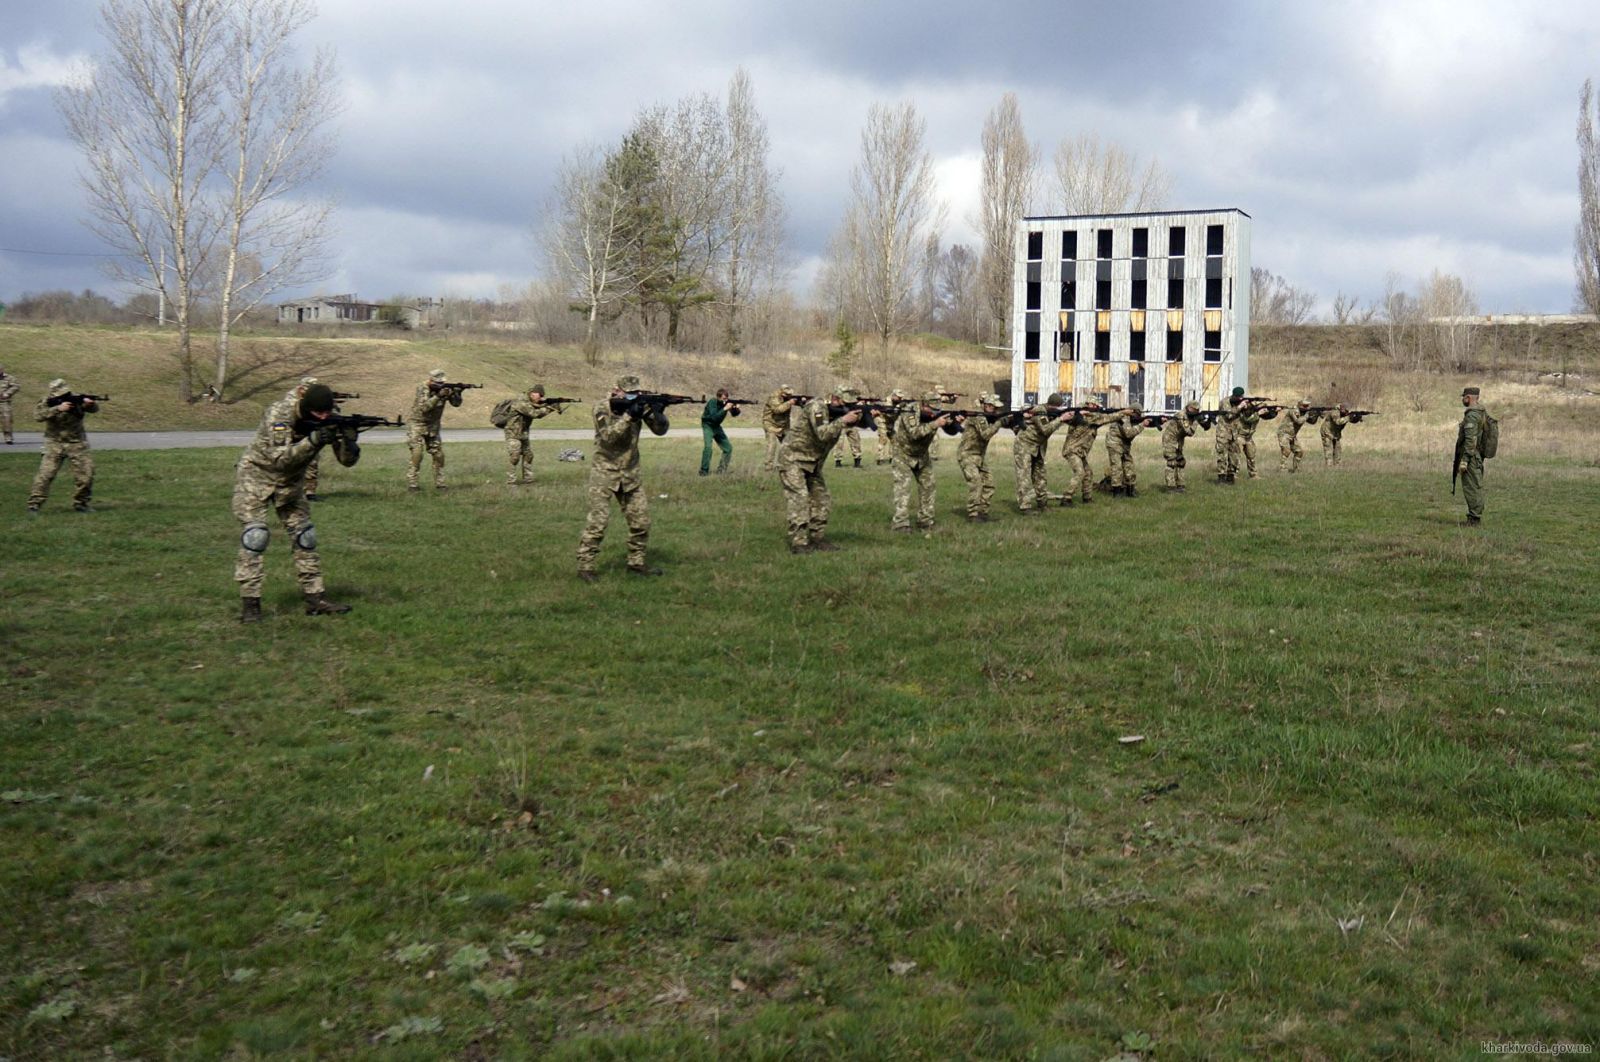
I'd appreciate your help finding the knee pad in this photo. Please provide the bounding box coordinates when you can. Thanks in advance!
[293,524,317,551]
[241,522,270,554]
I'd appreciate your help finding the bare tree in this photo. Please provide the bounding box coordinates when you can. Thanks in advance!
[1418,269,1478,371]
[1250,267,1317,325]
[1051,133,1170,214]
[839,102,946,352]
[1330,292,1375,325]
[721,68,786,355]
[1377,271,1417,361]
[543,144,640,361]
[209,0,338,398]
[58,0,230,400]
[1576,79,1600,314]
[977,93,1036,345]
[936,243,983,343]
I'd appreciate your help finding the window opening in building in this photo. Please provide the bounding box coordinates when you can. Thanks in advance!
[1206,224,1224,256]
[1062,231,1077,259]
[1168,226,1185,256]
[1095,331,1111,361]
[1096,280,1112,309]
[1205,278,1222,308]
[1131,279,1147,309]
[1204,329,1222,362]
[1166,329,1184,360]
[1167,279,1184,309]
[1130,331,1146,361]
[1027,281,1041,310]
[1027,231,1043,260]
[1132,227,1148,257]
[1025,331,1040,359]
[1061,280,1077,309]
[1097,228,1114,259]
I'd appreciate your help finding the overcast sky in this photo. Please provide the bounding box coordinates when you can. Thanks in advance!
[3,0,1598,315]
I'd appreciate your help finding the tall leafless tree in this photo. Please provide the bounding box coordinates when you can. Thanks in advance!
[837,102,946,353]
[1575,79,1600,314]
[543,144,641,362]
[209,0,338,398]
[721,68,786,355]
[1250,267,1317,325]
[977,93,1036,346]
[1051,133,1170,215]
[58,0,229,400]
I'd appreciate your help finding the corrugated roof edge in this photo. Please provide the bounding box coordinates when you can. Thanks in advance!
[1021,208,1251,221]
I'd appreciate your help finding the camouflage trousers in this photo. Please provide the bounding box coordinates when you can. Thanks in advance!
[1239,436,1259,478]
[576,479,650,572]
[1106,443,1137,489]
[232,463,322,598]
[507,434,533,482]
[1322,436,1342,466]
[305,454,321,494]
[763,430,784,471]
[29,439,94,509]
[957,452,993,517]
[1014,446,1050,511]
[1162,444,1187,488]
[1278,435,1304,472]
[875,426,894,463]
[407,426,445,488]
[1460,454,1485,520]
[779,461,831,547]
[1064,449,1095,503]
[891,455,935,530]
[1214,430,1239,476]
[0,399,12,441]
[836,427,861,463]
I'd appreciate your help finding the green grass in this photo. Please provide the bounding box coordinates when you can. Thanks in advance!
[1,436,1597,1058]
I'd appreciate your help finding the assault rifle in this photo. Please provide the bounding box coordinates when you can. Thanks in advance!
[1305,406,1380,417]
[538,396,581,414]
[609,390,701,416]
[293,411,404,437]
[53,392,110,409]
[428,381,482,394]
[331,391,361,401]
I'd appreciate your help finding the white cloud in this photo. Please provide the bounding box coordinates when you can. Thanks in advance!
[0,43,83,107]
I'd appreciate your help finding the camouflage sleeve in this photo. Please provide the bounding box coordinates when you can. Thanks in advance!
[899,414,940,442]
[595,406,636,447]
[975,416,1003,442]
[529,404,557,420]
[1460,409,1482,458]
[35,399,65,423]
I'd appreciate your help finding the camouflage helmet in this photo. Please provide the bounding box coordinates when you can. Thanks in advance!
[1045,391,1066,407]
[836,386,860,403]
[300,376,319,387]
[1127,404,1144,418]
[1185,401,1200,414]
[980,391,1002,406]
[47,378,68,395]
[920,390,944,406]
[429,369,447,381]
[615,374,641,391]
[529,383,546,395]
[888,387,909,402]
[779,384,796,396]
[1297,397,1311,408]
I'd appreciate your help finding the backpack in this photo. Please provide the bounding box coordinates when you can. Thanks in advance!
[1479,409,1499,459]
[489,397,515,428]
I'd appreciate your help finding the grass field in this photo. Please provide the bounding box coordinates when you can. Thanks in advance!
[2,427,1596,1058]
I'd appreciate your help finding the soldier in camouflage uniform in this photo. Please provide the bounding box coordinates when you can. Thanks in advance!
[1236,397,1264,479]
[28,379,98,512]
[890,391,951,532]
[232,383,361,622]
[506,385,558,483]
[955,392,1005,521]
[284,378,326,499]
[0,365,19,443]
[1276,400,1320,473]
[1013,392,1071,515]
[577,375,669,580]
[1320,404,1352,466]
[1160,402,1201,491]
[407,368,461,491]
[874,388,908,464]
[1213,387,1245,483]
[1059,400,1121,505]
[1105,406,1148,496]
[778,386,861,553]
[1456,386,1489,524]
[762,386,801,471]
[835,410,863,468]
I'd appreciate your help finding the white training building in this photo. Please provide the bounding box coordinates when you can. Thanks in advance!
[1010,208,1251,411]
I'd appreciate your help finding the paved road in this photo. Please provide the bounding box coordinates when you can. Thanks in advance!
[0,426,767,451]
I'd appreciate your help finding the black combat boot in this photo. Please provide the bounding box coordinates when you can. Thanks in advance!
[304,592,352,615]
[1125,486,1138,498]
[853,456,861,468]
[241,597,263,623]
[627,564,664,576]
[811,538,841,552]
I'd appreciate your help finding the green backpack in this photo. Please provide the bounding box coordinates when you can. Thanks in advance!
[1479,408,1499,459]
[489,397,515,429]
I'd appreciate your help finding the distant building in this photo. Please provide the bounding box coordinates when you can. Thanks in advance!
[1011,208,1251,411]
[277,294,438,329]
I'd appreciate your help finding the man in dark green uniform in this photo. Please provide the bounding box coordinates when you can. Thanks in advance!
[699,388,738,475]
[1455,386,1489,525]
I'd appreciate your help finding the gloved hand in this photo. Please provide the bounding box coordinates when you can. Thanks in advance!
[627,399,649,420]
[309,424,340,449]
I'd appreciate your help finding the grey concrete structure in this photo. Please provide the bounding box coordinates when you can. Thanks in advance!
[1011,209,1250,410]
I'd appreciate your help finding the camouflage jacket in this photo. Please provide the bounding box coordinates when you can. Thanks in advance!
[1237,406,1262,439]
[35,395,94,443]
[1457,406,1488,461]
[1160,413,1198,450]
[1276,408,1319,440]
[505,397,555,436]
[892,409,942,463]
[780,398,847,471]
[409,383,459,431]
[762,391,798,434]
[1014,410,1067,456]
[238,398,321,480]
[590,399,662,491]
[956,413,1004,460]
[1212,404,1241,441]
[0,372,19,401]
[1105,414,1145,454]
[1320,410,1349,441]
[1060,411,1118,457]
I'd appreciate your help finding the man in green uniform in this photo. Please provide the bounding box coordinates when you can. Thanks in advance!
[1160,402,1201,491]
[27,379,97,513]
[778,386,861,553]
[1013,392,1072,515]
[1059,400,1121,505]
[1456,386,1489,524]
[1276,399,1320,473]
[407,369,462,491]
[232,383,361,622]
[1214,387,1244,483]
[955,392,1005,521]
[505,385,558,484]
[1105,406,1148,497]
[762,386,800,471]
[1320,404,1351,466]
[577,375,669,580]
[890,391,951,532]
[0,365,19,443]
[700,388,738,475]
